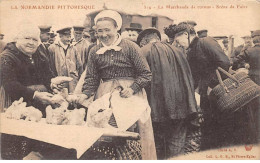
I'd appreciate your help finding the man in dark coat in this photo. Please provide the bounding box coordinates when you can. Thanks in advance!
[173,22,230,150]
[37,26,57,76]
[232,30,260,85]
[232,30,260,143]
[137,28,198,159]
[38,26,51,57]
[230,35,253,70]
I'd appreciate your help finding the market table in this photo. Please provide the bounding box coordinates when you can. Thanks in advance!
[0,113,139,159]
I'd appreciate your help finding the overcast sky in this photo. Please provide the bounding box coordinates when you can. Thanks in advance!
[1,0,260,46]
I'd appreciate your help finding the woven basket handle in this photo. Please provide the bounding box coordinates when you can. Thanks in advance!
[217,67,240,84]
[215,67,240,93]
[216,69,229,93]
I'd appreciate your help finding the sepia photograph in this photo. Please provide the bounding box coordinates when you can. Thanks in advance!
[0,0,259,160]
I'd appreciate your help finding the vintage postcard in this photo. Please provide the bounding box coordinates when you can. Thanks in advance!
[0,0,260,160]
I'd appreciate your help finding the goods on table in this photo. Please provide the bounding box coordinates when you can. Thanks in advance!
[46,90,86,125]
[86,93,114,128]
[63,108,86,125]
[46,105,86,125]
[4,97,42,122]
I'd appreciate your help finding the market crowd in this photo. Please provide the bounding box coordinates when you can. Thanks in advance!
[0,9,260,160]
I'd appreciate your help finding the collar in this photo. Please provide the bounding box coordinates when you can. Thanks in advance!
[72,38,83,46]
[96,34,122,54]
[58,41,69,50]
[40,42,48,48]
[188,36,199,49]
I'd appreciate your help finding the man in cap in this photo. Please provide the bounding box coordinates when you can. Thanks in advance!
[73,26,91,69]
[125,23,143,43]
[88,27,98,44]
[232,30,260,143]
[38,25,51,48]
[82,29,91,42]
[37,26,53,68]
[48,27,83,93]
[197,29,208,38]
[232,30,260,85]
[48,31,57,45]
[137,27,198,159]
[230,35,252,70]
[173,22,230,150]
[222,39,229,56]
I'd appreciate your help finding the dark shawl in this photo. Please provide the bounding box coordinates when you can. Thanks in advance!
[142,42,197,122]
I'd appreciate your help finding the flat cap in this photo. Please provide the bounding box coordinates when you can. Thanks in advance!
[252,30,260,37]
[197,29,208,34]
[241,35,251,39]
[57,27,72,34]
[73,26,85,32]
[38,25,51,33]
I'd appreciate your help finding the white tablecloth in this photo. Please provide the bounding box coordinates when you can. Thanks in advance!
[0,113,128,158]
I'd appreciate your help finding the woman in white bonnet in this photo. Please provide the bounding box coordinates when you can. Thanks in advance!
[79,10,156,160]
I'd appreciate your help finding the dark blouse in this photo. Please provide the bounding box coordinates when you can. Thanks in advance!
[0,42,54,103]
[82,39,152,97]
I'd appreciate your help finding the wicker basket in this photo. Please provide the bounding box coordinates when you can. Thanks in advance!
[209,67,260,113]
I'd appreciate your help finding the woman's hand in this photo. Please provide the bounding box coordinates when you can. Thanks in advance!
[33,91,54,105]
[51,83,66,92]
[120,88,134,98]
[67,94,89,105]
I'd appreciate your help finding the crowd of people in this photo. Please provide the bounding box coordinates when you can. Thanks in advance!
[0,9,260,160]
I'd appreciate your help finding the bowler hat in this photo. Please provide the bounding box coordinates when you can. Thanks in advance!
[137,27,161,46]
[125,23,143,32]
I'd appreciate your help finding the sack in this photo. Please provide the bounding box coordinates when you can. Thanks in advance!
[209,67,260,113]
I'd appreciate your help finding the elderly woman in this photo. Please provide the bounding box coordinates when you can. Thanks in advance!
[0,25,54,114]
[0,25,55,159]
[78,10,156,160]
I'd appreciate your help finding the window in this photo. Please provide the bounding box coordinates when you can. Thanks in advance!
[152,17,158,28]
